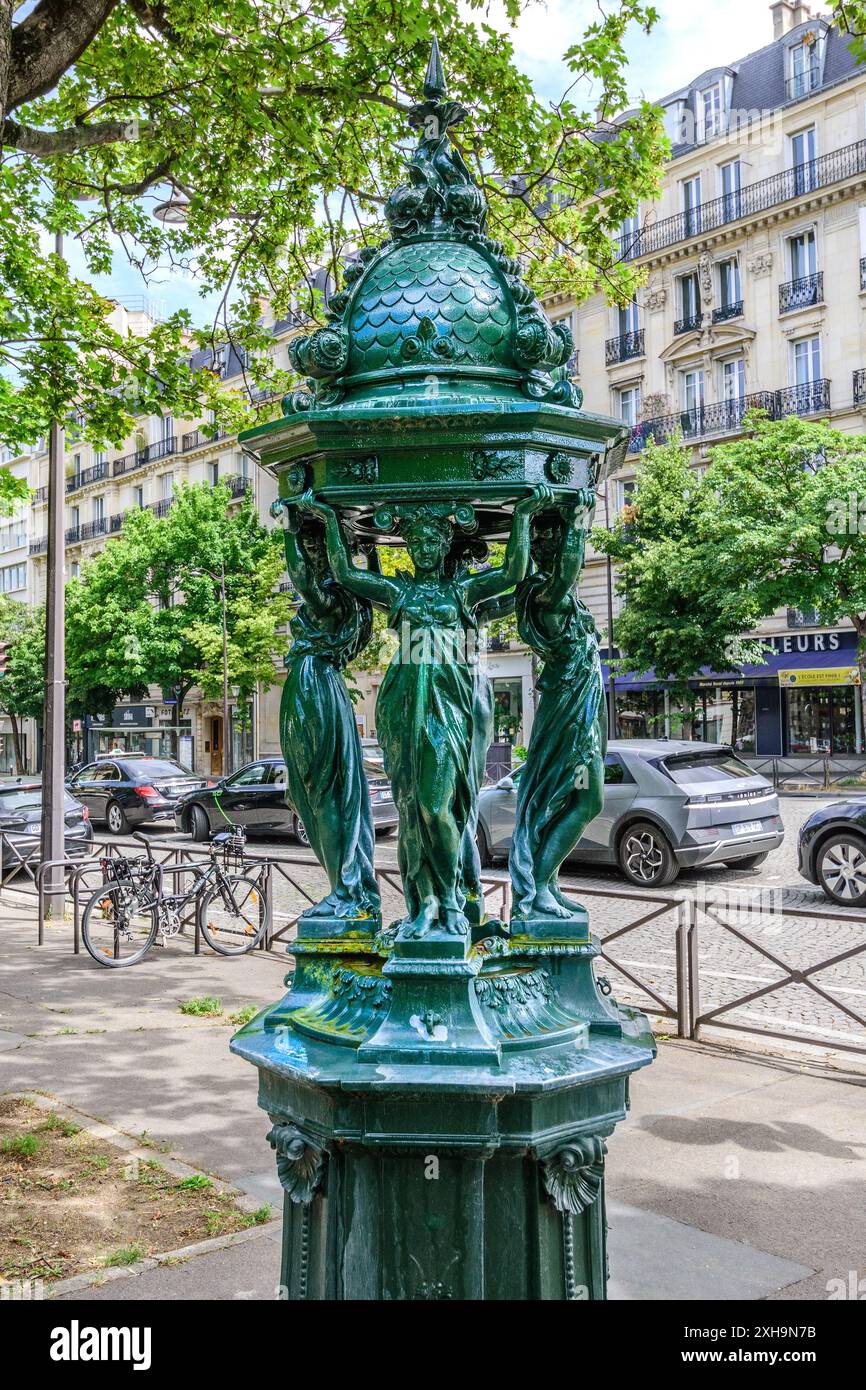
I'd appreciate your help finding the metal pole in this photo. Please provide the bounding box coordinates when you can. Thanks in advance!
[604,485,617,740]
[221,558,231,776]
[40,230,66,918]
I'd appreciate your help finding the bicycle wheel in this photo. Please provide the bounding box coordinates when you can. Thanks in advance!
[198,874,268,956]
[81,884,159,967]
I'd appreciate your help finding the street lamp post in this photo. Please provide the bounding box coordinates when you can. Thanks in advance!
[40,230,66,918]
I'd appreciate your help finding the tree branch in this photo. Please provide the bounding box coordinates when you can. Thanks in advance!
[7,0,119,113]
[2,115,147,155]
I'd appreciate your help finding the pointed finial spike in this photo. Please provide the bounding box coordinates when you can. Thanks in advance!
[423,37,448,101]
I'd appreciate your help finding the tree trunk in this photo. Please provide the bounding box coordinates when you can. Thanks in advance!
[0,1,13,137]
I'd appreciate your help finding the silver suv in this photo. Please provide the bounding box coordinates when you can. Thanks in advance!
[476,740,783,888]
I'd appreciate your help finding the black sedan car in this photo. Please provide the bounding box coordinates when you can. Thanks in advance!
[0,777,92,876]
[66,756,212,834]
[798,799,866,905]
[174,754,398,844]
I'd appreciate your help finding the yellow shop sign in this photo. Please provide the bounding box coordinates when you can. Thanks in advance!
[778,667,861,687]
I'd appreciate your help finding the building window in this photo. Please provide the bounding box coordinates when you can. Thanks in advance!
[70,561,80,580]
[551,310,578,373]
[492,678,524,745]
[789,229,817,281]
[790,126,817,194]
[787,687,861,755]
[93,495,104,524]
[161,413,174,442]
[681,175,702,237]
[722,357,746,403]
[620,208,641,258]
[681,368,705,415]
[69,506,79,531]
[616,297,639,338]
[716,258,742,318]
[0,563,26,593]
[789,39,820,99]
[676,272,701,331]
[699,84,723,141]
[792,335,821,386]
[617,386,641,428]
[133,485,144,509]
[209,461,219,486]
[94,448,107,467]
[719,159,741,219]
[616,478,636,513]
[161,472,174,500]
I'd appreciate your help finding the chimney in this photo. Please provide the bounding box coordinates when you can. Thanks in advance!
[769,1,796,38]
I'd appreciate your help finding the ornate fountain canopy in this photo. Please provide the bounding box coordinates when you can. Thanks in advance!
[241,39,629,541]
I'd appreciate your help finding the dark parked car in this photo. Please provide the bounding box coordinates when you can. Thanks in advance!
[798,800,866,906]
[477,740,783,888]
[174,754,398,844]
[0,777,92,874]
[66,757,212,834]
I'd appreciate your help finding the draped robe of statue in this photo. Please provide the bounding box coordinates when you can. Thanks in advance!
[280,574,379,920]
[377,574,477,931]
[509,575,606,920]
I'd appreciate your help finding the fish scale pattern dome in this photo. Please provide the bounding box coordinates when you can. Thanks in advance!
[348,240,514,376]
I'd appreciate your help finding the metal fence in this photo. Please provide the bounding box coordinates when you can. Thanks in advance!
[745,755,866,791]
[6,834,866,1059]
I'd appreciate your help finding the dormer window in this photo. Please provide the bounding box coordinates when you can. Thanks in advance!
[699,84,723,142]
[662,100,686,144]
[788,35,821,100]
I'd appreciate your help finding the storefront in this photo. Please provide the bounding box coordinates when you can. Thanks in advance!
[603,630,864,757]
[85,705,195,768]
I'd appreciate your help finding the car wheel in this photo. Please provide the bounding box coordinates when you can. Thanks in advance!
[292,814,311,848]
[374,824,396,838]
[733,851,769,870]
[618,821,679,888]
[105,800,129,835]
[189,805,211,843]
[816,833,866,906]
[476,821,494,869]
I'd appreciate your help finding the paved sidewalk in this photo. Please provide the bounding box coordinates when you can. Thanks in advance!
[2,899,864,1300]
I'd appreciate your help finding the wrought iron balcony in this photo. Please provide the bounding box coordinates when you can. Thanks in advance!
[779,273,823,314]
[181,427,227,452]
[855,369,866,406]
[29,537,47,555]
[66,460,109,493]
[629,382,830,452]
[605,330,644,365]
[861,258,866,291]
[32,485,48,504]
[616,137,866,261]
[712,300,743,324]
[785,67,820,101]
[674,312,702,335]
[79,518,107,541]
[112,435,177,477]
[225,474,251,497]
[65,525,81,545]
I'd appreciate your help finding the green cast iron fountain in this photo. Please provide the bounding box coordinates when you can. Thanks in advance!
[232,40,655,1300]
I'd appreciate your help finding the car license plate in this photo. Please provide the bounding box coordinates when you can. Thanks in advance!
[732,820,762,836]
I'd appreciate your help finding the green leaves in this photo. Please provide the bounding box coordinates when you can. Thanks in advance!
[0,0,667,463]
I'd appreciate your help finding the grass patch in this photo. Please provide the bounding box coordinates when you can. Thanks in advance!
[227,1004,257,1027]
[243,1204,272,1227]
[36,1112,81,1138]
[1,1133,41,1159]
[178,995,223,1018]
[174,1174,213,1191]
[103,1244,144,1268]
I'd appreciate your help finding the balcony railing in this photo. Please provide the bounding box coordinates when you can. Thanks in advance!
[629,382,830,451]
[779,272,823,314]
[182,428,226,452]
[79,518,107,541]
[112,436,176,477]
[65,525,81,545]
[861,258,866,292]
[854,369,866,406]
[674,312,702,336]
[29,537,47,555]
[66,460,109,494]
[617,138,866,261]
[785,67,820,101]
[32,485,48,504]
[605,330,644,365]
[712,300,743,324]
[225,475,251,498]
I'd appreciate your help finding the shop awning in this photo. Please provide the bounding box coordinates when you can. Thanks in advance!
[601,641,861,690]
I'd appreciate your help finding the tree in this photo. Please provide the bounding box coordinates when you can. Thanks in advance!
[594,415,866,739]
[0,1,666,458]
[0,598,45,771]
[66,481,293,722]
[592,435,766,683]
[835,3,866,63]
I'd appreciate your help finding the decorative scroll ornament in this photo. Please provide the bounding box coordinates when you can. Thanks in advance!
[469,450,521,481]
[400,315,461,365]
[266,1122,326,1204]
[336,456,378,485]
[372,499,477,534]
[542,1136,607,1215]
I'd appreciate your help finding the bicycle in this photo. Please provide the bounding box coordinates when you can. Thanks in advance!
[80,828,269,967]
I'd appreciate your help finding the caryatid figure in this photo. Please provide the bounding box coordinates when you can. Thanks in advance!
[509,493,606,924]
[275,498,380,925]
[299,488,550,939]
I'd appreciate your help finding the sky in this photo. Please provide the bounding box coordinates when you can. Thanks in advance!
[89,0,780,322]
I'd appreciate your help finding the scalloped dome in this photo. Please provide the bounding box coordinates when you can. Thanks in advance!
[348,240,513,376]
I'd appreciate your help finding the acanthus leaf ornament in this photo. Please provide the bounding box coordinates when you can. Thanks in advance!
[542,1136,607,1215]
[266,1122,326,1204]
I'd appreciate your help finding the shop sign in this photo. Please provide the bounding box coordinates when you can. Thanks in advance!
[778,668,861,687]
